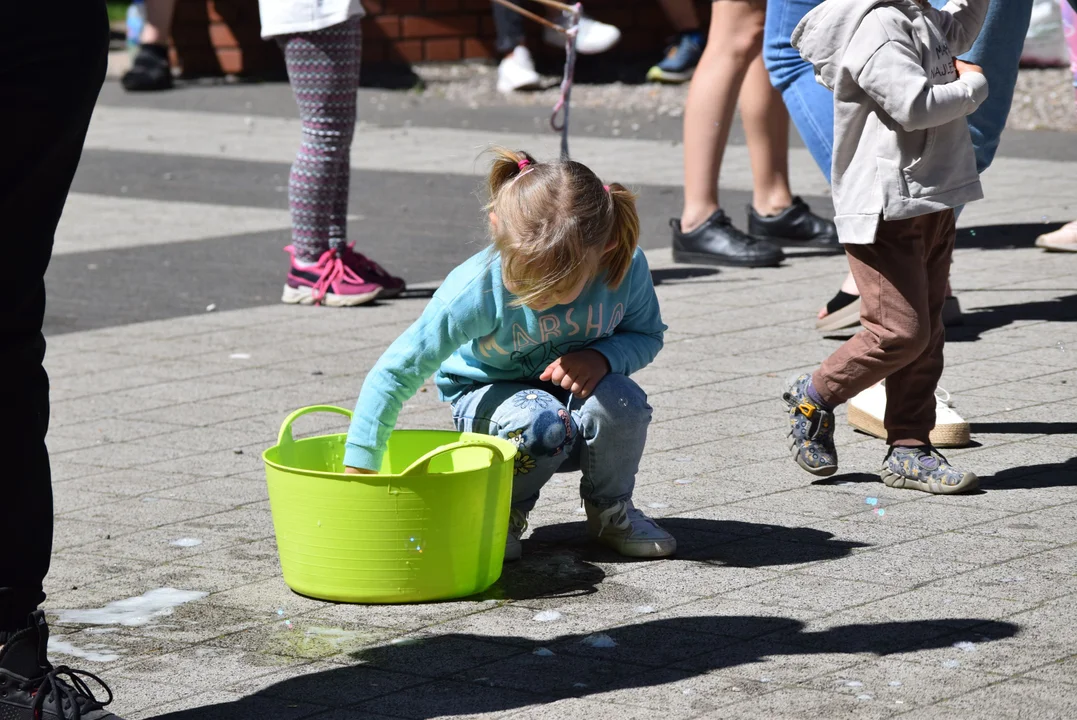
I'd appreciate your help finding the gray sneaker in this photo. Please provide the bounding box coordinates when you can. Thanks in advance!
[881,445,979,494]
[783,373,838,476]
[504,508,528,562]
[585,499,676,558]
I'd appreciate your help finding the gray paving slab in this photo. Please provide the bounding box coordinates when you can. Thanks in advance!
[26,82,1077,719]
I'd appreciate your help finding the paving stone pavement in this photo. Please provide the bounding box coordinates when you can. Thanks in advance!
[38,85,1077,719]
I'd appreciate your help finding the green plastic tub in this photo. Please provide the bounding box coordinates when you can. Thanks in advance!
[263,406,516,604]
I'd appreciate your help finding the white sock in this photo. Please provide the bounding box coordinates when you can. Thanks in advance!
[293,256,319,268]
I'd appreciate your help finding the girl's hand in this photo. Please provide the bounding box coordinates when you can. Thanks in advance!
[344,466,378,475]
[540,350,610,398]
[954,59,983,77]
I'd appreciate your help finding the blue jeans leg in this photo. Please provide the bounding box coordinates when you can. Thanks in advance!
[452,383,578,513]
[763,0,835,183]
[764,0,1034,181]
[566,374,652,508]
[932,0,1034,174]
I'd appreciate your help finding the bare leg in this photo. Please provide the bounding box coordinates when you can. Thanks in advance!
[140,0,176,44]
[740,51,794,216]
[658,0,702,31]
[681,0,768,232]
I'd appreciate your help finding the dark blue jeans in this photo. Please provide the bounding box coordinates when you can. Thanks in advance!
[0,1,108,633]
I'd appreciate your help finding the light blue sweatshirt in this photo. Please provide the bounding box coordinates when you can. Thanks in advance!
[344,246,666,471]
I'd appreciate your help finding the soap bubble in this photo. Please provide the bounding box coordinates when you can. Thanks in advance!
[581,634,617,648]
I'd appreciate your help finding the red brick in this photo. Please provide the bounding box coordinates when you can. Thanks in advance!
[463,36,497,59]
[363,0,385,12]
[390,39,425,63]
[479,15,496,35]
[424,37,463,61]
[401,14,478,38]
[385,0,423,12]
[462,0,490,8]
[425,0,462,10]
[369,14,401,39]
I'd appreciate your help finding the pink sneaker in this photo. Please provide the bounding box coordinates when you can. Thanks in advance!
[282,246,382,307]
[341,244,406,298]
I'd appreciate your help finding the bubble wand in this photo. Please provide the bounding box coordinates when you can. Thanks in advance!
[489,0,582,160]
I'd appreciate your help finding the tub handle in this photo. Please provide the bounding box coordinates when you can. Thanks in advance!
[400,439,516,477]
[277,405,353,447]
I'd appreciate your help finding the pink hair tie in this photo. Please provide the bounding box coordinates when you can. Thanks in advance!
[603,185,610,192]
[517,159,530,170]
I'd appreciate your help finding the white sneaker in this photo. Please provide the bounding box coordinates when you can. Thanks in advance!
[847,383,971,448]
[1035,220,1077,252]
[504,507,529,562]
[497,46,542,94]
[544,15,621,55]
[585,499,676,558]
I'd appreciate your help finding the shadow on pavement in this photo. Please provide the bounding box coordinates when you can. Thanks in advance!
[514,517,868,578]
[981,455,1077,489]
[812,472,880,486]
[650,267,720,286]
[375,517,869,607]
[971,422,1077,436]
[147,616,1020,719]
[956,222,1066,250]
[947,292,1077,342]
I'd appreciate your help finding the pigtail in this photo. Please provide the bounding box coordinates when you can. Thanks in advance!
[486,147,536,205]
[602,183,640,289]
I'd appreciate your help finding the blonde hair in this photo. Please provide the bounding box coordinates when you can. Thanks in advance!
[485,147,639,308]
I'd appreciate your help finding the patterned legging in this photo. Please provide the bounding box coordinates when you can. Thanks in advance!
[276,17,361,262]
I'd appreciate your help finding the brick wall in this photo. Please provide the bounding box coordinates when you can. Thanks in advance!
[171,0,712,76]
[364,0,713,63]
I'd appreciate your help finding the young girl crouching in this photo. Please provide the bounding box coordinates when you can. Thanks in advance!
[344,148,676,561]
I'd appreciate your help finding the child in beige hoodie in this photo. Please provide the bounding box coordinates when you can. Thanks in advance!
[781,0,989,494]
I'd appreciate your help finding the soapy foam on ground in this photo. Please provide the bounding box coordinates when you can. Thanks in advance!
[48,638,121,663]
[55,588,208,627]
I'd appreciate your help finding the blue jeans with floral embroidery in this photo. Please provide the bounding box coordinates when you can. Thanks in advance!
[451,374,652,513]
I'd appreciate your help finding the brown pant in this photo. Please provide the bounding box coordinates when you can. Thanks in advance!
[813,210,955,444]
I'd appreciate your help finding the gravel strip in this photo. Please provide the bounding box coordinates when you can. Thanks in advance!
[414,61,1077,133]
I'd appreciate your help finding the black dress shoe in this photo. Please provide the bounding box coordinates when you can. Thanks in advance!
[121,44,174,92]
[671,209,784,268]
[748,196,840,250]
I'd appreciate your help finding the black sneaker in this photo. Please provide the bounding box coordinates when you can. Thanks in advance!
[121,44,173,92]
[671,210,784,268]
[748,197,839,250]
[0,611,122,719]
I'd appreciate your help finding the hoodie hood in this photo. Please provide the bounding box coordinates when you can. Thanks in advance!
[791,0,901,90]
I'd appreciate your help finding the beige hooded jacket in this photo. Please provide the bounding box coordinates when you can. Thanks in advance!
[792,0,990,243]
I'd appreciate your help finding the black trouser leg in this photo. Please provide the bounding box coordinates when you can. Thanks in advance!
[0,1,108,633]
[492,1,529,54]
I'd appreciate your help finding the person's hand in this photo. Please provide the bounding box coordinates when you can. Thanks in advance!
[955,59,983,77]
[344,466,377,475]
[540,350,610,398]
